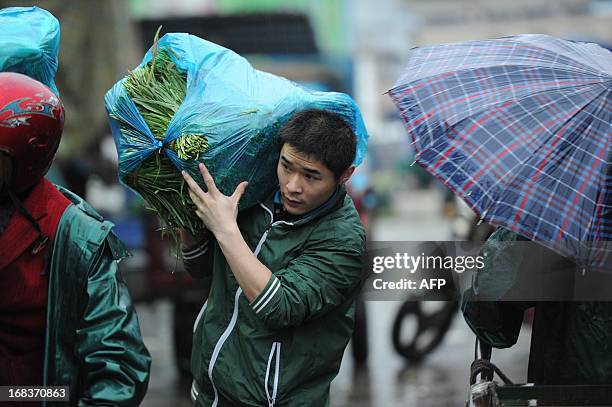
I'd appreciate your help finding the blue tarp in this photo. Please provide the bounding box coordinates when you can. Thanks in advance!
[105,33,368,210]
[0,6,60,94]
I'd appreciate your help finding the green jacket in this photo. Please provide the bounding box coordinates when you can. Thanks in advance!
[185,187,366,406]
[42,186,151,406]
[462,228,612,385]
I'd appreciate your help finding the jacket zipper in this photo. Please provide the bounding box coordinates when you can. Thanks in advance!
[207,287,243,406]
[205,203,287,406]
[265,342,282,407]
[193,300,208,333]
[260,203,295,229]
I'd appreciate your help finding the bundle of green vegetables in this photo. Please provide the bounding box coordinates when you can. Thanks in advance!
[116,45,207,238]
[105,31,368,244]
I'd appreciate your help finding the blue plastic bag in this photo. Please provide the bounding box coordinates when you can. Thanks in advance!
[0,6,60,94]
[105,33,368,214]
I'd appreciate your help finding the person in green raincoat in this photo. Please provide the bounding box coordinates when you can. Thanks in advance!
[0,73,150,405]
[462,227,612,385]
[180,109,366,406]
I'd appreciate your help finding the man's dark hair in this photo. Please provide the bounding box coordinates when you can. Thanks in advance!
[278,109,357,179]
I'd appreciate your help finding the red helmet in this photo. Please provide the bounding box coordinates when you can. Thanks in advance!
[0,72,64,191]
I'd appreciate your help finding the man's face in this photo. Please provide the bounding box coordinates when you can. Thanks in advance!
[277,144,342,216]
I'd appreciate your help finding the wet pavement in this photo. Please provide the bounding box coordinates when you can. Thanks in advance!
[136,188,531,406]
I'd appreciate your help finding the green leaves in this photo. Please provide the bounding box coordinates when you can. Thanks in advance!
[176,134,209,160]
[120,47,210,237]
[124,49,188,140]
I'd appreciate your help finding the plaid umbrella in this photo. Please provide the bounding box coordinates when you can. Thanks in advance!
[389,34,611,271]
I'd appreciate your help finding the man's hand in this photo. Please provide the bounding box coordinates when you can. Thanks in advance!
[182,163,248,238]
[183,162,270,302]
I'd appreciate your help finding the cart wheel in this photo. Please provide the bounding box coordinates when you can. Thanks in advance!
[392,300,458,362]
[351,295,368,366]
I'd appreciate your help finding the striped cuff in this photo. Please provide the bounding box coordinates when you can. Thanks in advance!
[182,238,210,260]
[250,275,281,315]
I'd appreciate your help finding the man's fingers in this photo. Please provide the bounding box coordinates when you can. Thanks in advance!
[181,170,205,196]
[231,181,249,203]
[198,163,219,195]
[188,189,199,204]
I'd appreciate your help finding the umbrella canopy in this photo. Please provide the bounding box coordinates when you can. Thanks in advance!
[389,34,611,271]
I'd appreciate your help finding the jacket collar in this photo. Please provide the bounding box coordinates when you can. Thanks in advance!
[0,180,53,270]
[55,185,103,221]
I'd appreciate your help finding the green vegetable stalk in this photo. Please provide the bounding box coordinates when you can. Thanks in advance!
[115,40,209,239]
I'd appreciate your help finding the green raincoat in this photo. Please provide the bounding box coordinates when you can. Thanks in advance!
[462,228,612,385]
[184,186,366,406]
[42,186,151,406]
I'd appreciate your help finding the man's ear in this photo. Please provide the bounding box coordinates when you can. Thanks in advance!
[338,166,355,185]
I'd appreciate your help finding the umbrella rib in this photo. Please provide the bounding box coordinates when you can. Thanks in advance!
[424,83,606,239]
[485,85,610,242]
[572,90,611,242]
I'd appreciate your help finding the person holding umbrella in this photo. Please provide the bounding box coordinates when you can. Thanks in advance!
[462,227,612,385]
[388,34,611,389]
